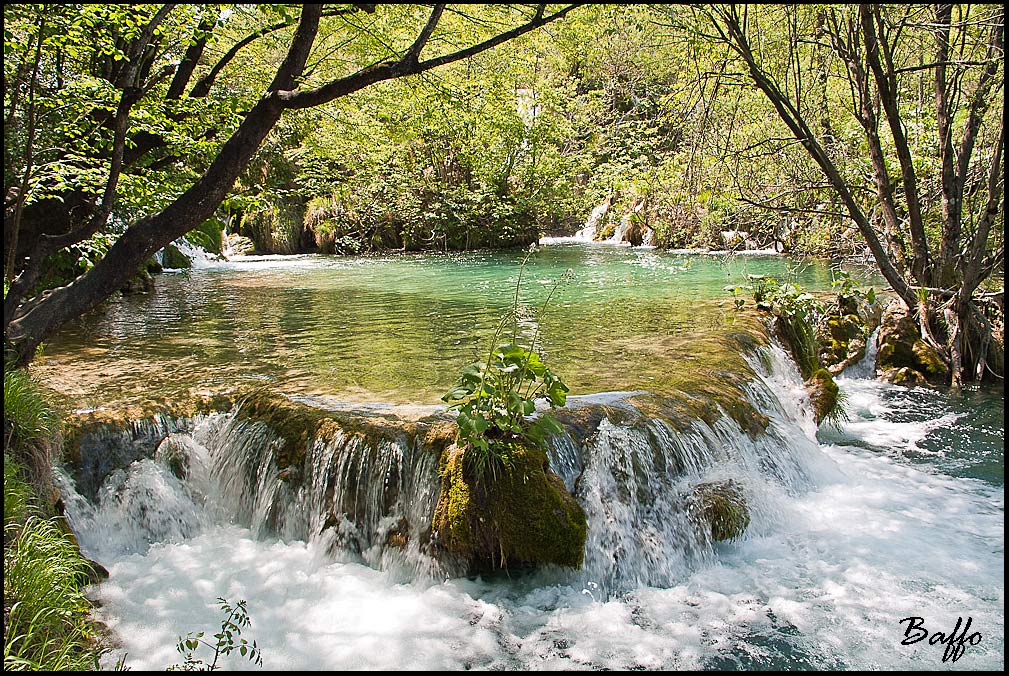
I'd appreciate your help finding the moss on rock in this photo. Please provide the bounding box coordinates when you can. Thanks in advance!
[432,440,586,572]
[877,300,949,386]
[912,339,949,379]
[691,480,750,541]
[161,243,192,269]
[805,368,840,426]
[621,316,772,438]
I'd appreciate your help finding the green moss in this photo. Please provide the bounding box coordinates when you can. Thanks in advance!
[691,480,750,541]
[432,440,586,571]
[623,314,771,437]
[881,365,927,387]
[805,368,839,426]
[912,339,949,378]
[432,446,476,555]
[230,388,434,478]
[161,243,192,269]
[876,301,949,386]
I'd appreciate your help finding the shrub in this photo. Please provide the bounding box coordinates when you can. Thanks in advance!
[441,246,571,484]
[168,598,262,671]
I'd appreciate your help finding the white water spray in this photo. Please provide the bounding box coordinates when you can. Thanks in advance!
[56,338,1003,670]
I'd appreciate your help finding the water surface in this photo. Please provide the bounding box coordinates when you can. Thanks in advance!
[40,245,849,407]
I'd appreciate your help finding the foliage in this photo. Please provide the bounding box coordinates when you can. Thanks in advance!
[3,366,63,491]
[4,456,34,530]
[168,597,262,671]
[744,273,825,379]
[728,270,859,423]
[442,247,571,483]
[3,458,108,671]
[831,269,876,311]
[3,366,61,452]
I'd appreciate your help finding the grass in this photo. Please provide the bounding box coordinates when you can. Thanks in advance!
[4,365,112,671]
[3,365,62,488]
[4,457,110,671]
[4,367,61,447]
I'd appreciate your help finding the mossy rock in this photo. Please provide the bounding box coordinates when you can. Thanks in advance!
[161,243,192,269]
[432,440,586,572]
[805,368,840,426]
[912,339,948,379]
[120,266,154,294]
[828,314,863,342]
[877,301,920,369]
[880,366,927,387]
[690,480,750,542]
[822,313,865,367]
[876,300,949,386]
[229,388,433,481]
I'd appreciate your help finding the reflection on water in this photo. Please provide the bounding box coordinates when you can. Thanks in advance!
[39,246,849,407]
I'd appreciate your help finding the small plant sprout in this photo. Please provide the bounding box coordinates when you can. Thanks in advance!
[441,247,572,484]
[168,597,262,671]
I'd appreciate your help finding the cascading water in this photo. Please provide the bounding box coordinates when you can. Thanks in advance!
[572,200,610,242]
[54,332,1003,670]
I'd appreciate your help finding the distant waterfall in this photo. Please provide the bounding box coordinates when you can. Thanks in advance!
[839,326,881,380]
[573,200,611,241]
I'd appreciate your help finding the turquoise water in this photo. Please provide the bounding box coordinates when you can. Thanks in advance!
[46,243,1003,670]
[41,245,852,406]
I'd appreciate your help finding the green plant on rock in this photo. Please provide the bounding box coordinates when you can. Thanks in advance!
[745,274,825,379]
[441,246,572,484]
[167,597,262,671]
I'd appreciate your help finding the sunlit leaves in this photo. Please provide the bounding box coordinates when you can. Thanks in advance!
[441,251,571,482]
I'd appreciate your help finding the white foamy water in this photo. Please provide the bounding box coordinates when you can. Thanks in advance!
[59,342,1003,671]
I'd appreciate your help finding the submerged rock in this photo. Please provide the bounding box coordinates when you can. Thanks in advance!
[432,441,587,572]
[121,266,155,294]
[690,480,750,542]
[160,243,192,269]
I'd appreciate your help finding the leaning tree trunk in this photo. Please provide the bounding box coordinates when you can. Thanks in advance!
[4,6,323,365]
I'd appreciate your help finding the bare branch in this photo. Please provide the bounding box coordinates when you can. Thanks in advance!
[405,4,445,64]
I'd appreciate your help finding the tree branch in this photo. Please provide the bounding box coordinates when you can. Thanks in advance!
[277,4,585,110]
[405,4,445,65]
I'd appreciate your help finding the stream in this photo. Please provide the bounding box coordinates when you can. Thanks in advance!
[43,243,1003,670]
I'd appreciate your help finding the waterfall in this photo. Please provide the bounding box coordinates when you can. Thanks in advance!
[573,200,610,241]
[53,335,1003,670]
[543,341,840,593]
[202,407,450,579]
[839,326,880,380]
[59,338,841,594]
